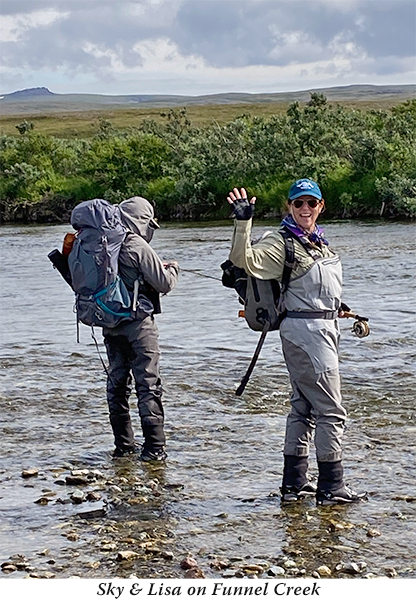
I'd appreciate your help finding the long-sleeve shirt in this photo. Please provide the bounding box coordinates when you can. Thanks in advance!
[229,219,335,282]
[118,232,178,295]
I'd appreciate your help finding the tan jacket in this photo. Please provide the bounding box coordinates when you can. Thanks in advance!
[229,219,336,282]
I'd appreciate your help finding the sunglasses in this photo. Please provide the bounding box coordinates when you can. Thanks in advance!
[291,198,321,209]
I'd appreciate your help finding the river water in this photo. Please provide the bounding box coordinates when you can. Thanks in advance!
[0,220,415,580]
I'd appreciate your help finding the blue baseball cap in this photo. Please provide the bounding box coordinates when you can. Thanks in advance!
[288,178,322,201]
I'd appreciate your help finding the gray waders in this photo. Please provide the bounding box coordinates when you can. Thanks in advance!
[279,254,347,492]
[104,316,165,453]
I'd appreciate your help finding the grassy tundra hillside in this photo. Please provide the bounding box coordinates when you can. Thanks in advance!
[1,84,415,137]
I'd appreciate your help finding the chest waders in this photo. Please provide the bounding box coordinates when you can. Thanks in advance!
[280,250,367,503]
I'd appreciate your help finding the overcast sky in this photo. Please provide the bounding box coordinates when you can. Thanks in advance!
[0,0,415,96]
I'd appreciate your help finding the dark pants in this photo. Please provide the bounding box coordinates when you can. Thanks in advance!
[104,316,165,452]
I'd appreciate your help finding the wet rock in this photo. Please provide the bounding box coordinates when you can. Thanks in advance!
[241,564,265,574]
[37,549,50,556]
[65,533,79,542]
[9,554,27,562]
[101,543,118,551]
[283,559,297,569]
[86,491,101,502]
[1,563,17,573]
[70,489,85,504]
[328,519,354,532]
[222,569,239,578]
[91,469,106,479]
[34,497,51,505]
[127,497,149,505]
[76,507,107,519]
[229,556,245,562]
[283,548,302,557]
[66,475,89,486]
[385,567,398,578]
[121,537,138,545]
[366,528,381,537]
[336,562,366,575]
[109,485,123,493]
[15,562,31,571]
[392,495,416,502]
[117,551,140,561]
[267,566,285,577]
[40,571,55,579]
[71,469,90,477]
[145,546,167,556]
[180,556,198,570]
[21,468,39,478]
[210,559,230,571]
[54,479,66,486]
[185,568,205,579]
[331,545,358,552]
[317,565,332,577]
[164,483,184,491]
[328,521,344,532]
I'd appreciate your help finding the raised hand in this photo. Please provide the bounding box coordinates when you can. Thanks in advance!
[227,187,256,220]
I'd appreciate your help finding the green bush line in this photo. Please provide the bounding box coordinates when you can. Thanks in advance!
[1,95,415,223]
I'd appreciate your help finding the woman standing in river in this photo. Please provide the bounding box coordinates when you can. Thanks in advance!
[226,178,367,505]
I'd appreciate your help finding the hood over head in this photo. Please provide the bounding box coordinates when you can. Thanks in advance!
[118,196,160,242]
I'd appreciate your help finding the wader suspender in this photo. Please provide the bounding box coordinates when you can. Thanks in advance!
[235,231,295,396]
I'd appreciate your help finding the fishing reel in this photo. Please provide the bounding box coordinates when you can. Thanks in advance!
[351,319,370,338]
[344,311,370,338]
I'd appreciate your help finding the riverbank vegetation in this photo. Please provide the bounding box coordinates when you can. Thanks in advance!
[1,94,415,223]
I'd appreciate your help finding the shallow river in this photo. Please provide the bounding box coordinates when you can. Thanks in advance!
[0,220,415,580]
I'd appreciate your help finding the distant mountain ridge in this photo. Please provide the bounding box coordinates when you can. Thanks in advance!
[1,84,415,115]
[4,87,54,99]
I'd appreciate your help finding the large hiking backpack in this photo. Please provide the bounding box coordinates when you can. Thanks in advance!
[221,229,295,332]
[68,199,132,328]
[221,228,295,396]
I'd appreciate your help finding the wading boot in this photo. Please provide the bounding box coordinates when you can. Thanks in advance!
[316,461,367,505]
[112,444,141,458]
[281,455,316,502]
[140,446,167,462]
[110,413,136,457]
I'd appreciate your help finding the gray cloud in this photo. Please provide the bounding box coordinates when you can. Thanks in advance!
[0,0,414,92]
[171,1,415,66]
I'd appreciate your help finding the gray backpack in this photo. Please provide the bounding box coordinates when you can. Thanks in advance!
[68,199,132,328]
[221,228,295,395]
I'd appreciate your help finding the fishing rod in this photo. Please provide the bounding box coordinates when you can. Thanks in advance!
[180,268,222,282]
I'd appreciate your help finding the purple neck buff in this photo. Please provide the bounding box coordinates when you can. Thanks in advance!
[281,214,328,246]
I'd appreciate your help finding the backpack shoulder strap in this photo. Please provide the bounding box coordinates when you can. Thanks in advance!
[280,229,295,293]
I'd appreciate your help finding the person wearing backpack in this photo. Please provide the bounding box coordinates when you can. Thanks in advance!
[103,196,179,461]
[226,180,367,505]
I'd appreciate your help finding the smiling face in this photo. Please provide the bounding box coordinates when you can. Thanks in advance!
[289,195,324,232]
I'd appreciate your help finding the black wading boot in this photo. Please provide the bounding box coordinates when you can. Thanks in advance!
[281,455,316,502]
[110,413,137,457]
[316,461,367,505]
[140,415,167,463]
